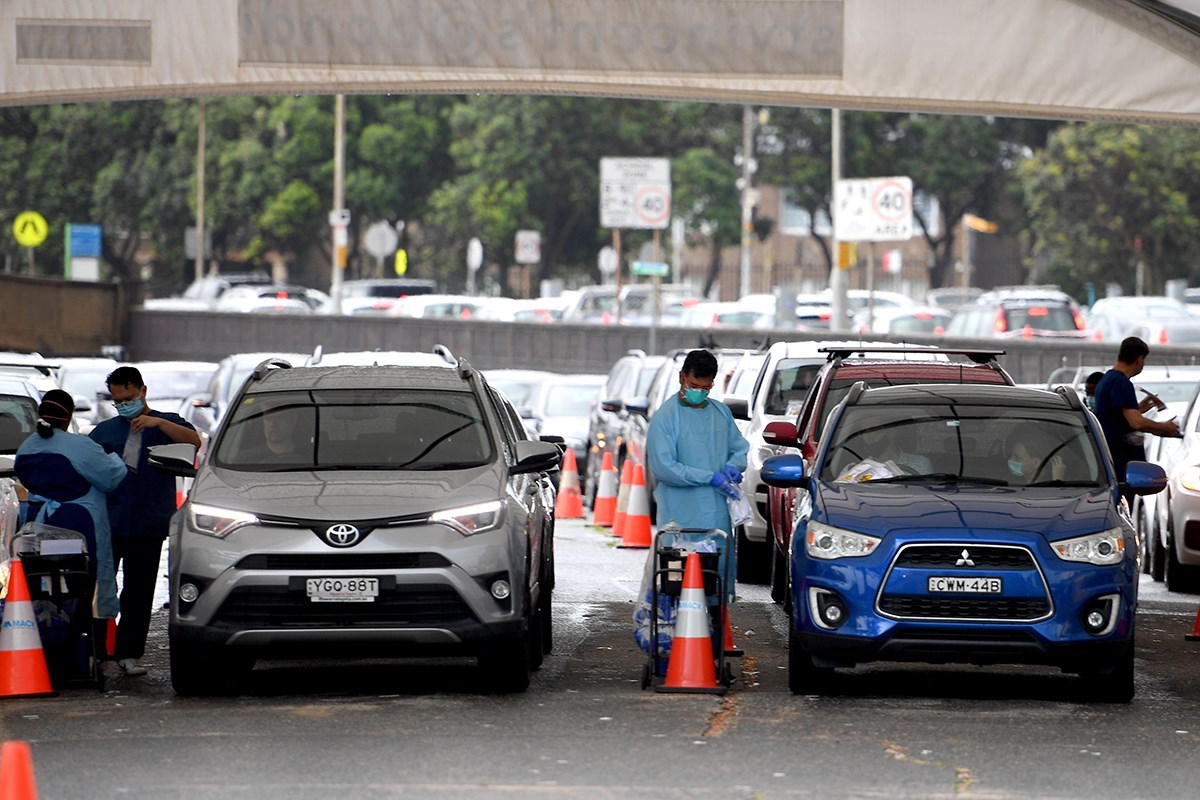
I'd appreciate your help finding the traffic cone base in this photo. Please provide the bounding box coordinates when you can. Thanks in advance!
[0,558,55,699]
[1186,604,1200,642]
[657,551,725,694]
[555,449,584,520]
[722,605,743,657]
[0,740,38,799]
[618,463,653,549]
[591,451,618,528]
[611,460,634,539]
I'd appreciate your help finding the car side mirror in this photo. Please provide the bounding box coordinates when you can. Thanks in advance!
[1122,461,1167,496]
[512,440,561,475]
[762,421,800,447]
[723,395,750,421]
[600,398,623,413]
[760,453,806,487]
[624,397,650,418]
[148,443,198,478]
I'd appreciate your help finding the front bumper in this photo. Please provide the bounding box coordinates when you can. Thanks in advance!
[792,533,1136,671]
[169,518,530,656]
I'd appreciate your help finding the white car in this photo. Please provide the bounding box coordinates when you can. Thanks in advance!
[55,356,118,433]
[0,376,44,558]
[1147,370,1200,592]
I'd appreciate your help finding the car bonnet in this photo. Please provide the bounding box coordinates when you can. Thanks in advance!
[815,482,1117,541]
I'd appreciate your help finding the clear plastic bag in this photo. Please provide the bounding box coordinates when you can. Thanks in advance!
[726,485,752,527]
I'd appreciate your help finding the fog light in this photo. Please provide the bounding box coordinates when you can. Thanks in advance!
[178,583,200,603]
[490,580,511,600]
[808,586,848,630]
[1081,594,1120,636]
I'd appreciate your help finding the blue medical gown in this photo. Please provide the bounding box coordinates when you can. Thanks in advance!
[646,396,749,533]
[15,430,127,618]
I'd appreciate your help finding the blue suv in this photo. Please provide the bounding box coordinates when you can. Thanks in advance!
[761,383,1166,702]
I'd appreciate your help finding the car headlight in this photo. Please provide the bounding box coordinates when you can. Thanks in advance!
[1179,466,1200,492]
[429,500,503,535]
[189,503,259,538]
[804,521,881,560]
[1051,528,1125,566]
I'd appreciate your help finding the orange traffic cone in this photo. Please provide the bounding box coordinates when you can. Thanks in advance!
[1186,603,1200,642]
[658,552,723,694]
[0,558,54,699]
[0,740,38,799]
[555,449,584,519]
[619,463,653,549]
[611,460,634,539]
[721,604,743,657]
[591,451,618,527]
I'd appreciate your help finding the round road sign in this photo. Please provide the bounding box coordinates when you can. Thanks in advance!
[634,186,671,228]
[13,211,48,248]
[598,246,618,275]
[467,237,484,272]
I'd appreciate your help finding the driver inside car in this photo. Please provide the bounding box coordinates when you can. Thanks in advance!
[836,422,932,482]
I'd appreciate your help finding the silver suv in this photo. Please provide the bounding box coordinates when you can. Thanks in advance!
[151,349,561,695]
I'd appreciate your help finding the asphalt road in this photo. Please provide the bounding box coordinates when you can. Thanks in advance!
[2,518,1199,799]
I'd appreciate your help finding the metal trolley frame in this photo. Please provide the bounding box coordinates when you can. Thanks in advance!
[640,527,734,693]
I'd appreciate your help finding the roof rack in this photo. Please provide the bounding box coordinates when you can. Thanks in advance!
[818,346,1006,365]
[308,344,324,366]
[1053,384,1085,411]
[0,362,57,376]
[456,356,474,380]
[433,344,456,366]
[250,357,293,382]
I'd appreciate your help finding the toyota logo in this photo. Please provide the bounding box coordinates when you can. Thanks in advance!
[324,523,361,547]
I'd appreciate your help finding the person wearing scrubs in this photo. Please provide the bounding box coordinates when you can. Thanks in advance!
[15,389,126,625]
[646,349,750,593]
[90,366,200,677]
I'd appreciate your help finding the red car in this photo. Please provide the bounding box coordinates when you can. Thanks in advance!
[761,347,1014,603]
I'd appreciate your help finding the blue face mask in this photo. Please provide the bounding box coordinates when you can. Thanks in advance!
[116,398,144,419]
[682,387,709,405]
[1007,458,1024,477]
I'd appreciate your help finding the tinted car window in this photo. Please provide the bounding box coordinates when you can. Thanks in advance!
[0,396,37,451]
[764,360,822,416]
[814,375,1006,441]
[215,389,493,470]
[1004,305,1078,331]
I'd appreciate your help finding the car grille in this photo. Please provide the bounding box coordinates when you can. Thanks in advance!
[894,545,1034,570]
[878,543,1051,622]
[877,595,1050,620]
[212,584,474,628]
[234,553,451,571]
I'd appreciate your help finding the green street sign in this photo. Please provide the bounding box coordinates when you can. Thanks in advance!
[630,260,668,277]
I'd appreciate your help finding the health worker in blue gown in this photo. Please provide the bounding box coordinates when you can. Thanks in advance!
[14,389,126,619]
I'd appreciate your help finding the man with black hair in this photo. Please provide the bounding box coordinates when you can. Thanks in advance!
[1094,337,1180,498]
[90,366,201,677]
[646,348,749,537]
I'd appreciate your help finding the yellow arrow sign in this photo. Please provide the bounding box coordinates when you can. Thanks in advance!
[13,211,48,248]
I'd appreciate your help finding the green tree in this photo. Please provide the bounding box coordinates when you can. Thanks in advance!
[1019,123,1200,297]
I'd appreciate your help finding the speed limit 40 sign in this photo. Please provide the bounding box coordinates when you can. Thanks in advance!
[600,158,672,230]
[833,177,913,242]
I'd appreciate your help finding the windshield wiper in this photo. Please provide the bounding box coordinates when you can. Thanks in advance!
[868,473,1008,486]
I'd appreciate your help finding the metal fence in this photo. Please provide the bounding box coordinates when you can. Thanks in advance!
[128,309,1200,386]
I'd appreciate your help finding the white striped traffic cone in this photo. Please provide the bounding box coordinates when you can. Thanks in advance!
[658,551,723,694]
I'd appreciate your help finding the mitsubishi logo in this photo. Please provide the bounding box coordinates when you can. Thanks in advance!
[324,523,361,547]
[956,549,975,567]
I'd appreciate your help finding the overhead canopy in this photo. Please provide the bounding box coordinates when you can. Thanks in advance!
[3,0,1200,124]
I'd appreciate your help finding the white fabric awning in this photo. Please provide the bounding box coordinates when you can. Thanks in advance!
[3,0,1200,124]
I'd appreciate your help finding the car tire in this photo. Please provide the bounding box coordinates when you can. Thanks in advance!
[735,525,769,585]
[768,540,788,604]
[1150,515,1166,582]
[479,636,531,694]
[787,611,833,695]
[1079,637,1134,704]
[169,636,251,697]
[1164,522,1198,593]
[583,446,599,508]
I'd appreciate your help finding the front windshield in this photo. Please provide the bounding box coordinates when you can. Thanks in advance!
[821,404,1104,486]
[542,384,600,417]
[59,369,112,399]
[0,395,37,453]
[1137,380,1199,404]
[215,389,493,471]
[137,366,214,400]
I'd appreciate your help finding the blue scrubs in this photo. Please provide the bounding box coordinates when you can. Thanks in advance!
[15,429,127,618]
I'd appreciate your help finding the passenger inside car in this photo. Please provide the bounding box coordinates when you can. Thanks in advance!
[833,421,932,482]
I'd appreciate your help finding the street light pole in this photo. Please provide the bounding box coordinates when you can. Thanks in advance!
[330,93,345,314]
[194,97,206,283]
[738,105,754,300]
[829,108,848,332]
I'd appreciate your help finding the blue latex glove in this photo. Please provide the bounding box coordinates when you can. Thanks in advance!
[709,471,739,500]
[722,464,743,484]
